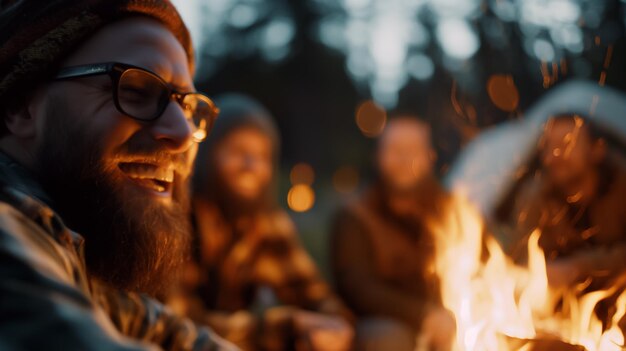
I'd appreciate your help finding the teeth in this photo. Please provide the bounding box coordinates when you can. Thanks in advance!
[132,178,167,193]
[119,163,174,183]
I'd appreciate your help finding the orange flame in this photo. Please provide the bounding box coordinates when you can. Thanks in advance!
[429,195,626,351]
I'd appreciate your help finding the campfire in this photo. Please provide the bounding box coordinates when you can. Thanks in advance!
[428,195,626,351]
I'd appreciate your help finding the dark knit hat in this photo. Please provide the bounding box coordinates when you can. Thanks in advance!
[0,0,194,109]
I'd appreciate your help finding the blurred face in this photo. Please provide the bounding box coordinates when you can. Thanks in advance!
[376,118,435,192]
[539,117,604,191]
[30,18,197,295]
[215,127,273,202]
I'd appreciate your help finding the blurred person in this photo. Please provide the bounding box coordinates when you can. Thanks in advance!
[178,94,354,351]
[499,114,626,290]
[0,0,237,350]
[331,117,456,351]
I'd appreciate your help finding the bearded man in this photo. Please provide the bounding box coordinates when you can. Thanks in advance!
[0,1,235,349]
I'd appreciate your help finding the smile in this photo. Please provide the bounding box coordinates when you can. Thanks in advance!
[118,162,174,195]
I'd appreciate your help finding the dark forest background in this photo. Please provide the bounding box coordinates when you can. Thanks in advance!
[174,0,626,277]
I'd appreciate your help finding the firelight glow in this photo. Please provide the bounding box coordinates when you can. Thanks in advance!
[287,184,315,213]
[355,100,387,138]
[429,195,626,351]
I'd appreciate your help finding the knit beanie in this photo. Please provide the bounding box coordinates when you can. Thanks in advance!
[0,0,194,110]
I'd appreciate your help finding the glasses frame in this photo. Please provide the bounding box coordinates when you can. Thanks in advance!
[54,62,218,141]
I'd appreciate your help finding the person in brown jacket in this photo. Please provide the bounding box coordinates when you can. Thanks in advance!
[498,114,626,291]
[176,94,354,351]
[331,117,455,351]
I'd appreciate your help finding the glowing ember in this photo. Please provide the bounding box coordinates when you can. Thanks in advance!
[428,195,626,351]
[355,100,387,138]
[487,74,519,113]
[287,184,315,212]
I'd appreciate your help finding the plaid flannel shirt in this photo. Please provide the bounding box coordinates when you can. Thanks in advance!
[0,152,237,351]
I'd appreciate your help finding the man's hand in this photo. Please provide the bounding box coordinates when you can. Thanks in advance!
[421,307,456,351]
[293,310,354,351]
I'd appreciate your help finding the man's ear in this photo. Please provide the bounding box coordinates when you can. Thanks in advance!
[4,103,37,139]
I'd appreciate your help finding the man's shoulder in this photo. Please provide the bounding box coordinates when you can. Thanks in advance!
[0,192,80,286]
[0,199,54,245]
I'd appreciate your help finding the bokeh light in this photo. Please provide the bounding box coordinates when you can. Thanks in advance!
[171,0,295,78]
[533,39,556,62]
[407,54,435,81]
[310,0,427,107]
[287,185,316,212]
[487,75,520,112]
[171,0,615,110]
[436,19,480,60]
[355,100,387,138]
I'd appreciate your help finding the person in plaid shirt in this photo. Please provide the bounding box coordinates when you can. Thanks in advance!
[174,94,354,351]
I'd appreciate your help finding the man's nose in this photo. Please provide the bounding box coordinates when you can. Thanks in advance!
[149,101,194,153]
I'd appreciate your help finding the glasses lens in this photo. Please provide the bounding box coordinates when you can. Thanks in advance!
[117,69,169,120]
[181,93,217,142]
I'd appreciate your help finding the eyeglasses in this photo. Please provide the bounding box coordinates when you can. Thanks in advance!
[55,62,219,142]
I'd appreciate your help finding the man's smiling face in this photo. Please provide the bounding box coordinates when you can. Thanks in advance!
[52,17,197,203]
[32,17,199,295]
